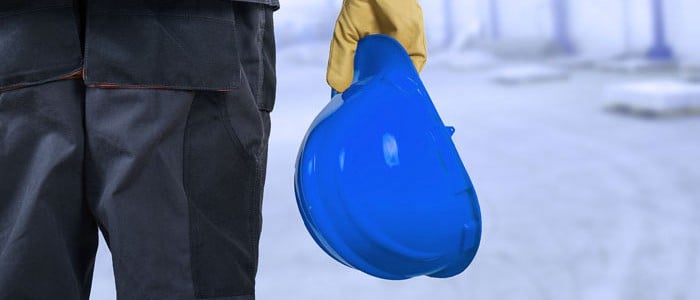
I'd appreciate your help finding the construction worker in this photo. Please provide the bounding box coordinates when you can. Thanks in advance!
[0,0,425,299]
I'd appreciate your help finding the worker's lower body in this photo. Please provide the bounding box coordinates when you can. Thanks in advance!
[0,3,275,300]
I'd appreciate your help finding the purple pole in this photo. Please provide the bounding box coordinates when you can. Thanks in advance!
[646,0,673,60]
[443,0,455,48]
[551,0,575,54]
[488,0,501,40]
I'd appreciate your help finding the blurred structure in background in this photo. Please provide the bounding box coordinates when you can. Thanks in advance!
[275,0,700,61]
[274,0,700,115]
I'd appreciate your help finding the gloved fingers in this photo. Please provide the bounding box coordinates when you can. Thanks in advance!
[372,0,427,72]
[327,0,427,93]
[327,9,360,93]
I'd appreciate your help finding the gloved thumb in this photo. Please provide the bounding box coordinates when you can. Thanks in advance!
[326,10,360,93]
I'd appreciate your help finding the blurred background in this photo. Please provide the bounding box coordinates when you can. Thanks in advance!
[91,0,700,299]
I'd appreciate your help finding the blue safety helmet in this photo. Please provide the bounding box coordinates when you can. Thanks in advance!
[294,34,481,280]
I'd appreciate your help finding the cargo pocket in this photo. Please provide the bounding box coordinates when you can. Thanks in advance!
[0,2,82,91]
[183,89,264,298]
[84,1,241,90]
[233,2,277,112]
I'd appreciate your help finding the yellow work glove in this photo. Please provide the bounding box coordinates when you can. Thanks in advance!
[326,0,427,93]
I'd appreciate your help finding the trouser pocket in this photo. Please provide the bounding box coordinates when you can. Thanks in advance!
[184,89,265,298]
[0,2,82,90]
[233,2,277,112]
[83,0,241,90]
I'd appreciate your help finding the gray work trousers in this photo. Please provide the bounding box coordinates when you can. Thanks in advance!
[0,3,275,299]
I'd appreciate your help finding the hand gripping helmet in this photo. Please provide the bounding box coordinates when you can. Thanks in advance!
[294,34,482,280]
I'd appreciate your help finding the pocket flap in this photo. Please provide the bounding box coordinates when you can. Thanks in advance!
[84,3,241,91]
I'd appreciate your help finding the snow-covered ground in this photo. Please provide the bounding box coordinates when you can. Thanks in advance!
[89,54,700,299]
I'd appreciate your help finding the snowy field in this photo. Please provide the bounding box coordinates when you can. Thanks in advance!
[90,55,700,299]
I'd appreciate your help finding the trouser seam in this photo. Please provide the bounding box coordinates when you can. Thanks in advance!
[182,92,202,297]
[256,8,266,112]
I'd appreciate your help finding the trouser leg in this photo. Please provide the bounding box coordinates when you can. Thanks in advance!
[0,79,98,300]
[233,1,277,194]
[84,87,196,299]
[82,3,275,298]
[84,73,268,299]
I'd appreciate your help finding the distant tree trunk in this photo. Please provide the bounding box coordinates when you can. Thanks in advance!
[487,0,501,40]
[551,0,574,54]
[443,0,456,48]
[646,0,673,60]
[621,0,632,56]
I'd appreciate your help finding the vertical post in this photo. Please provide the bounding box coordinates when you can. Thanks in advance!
[443,0,456,48]
[487,0,501,40]
[646,0,673,60]
[551,0,574,54]
[621,0,632,55]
